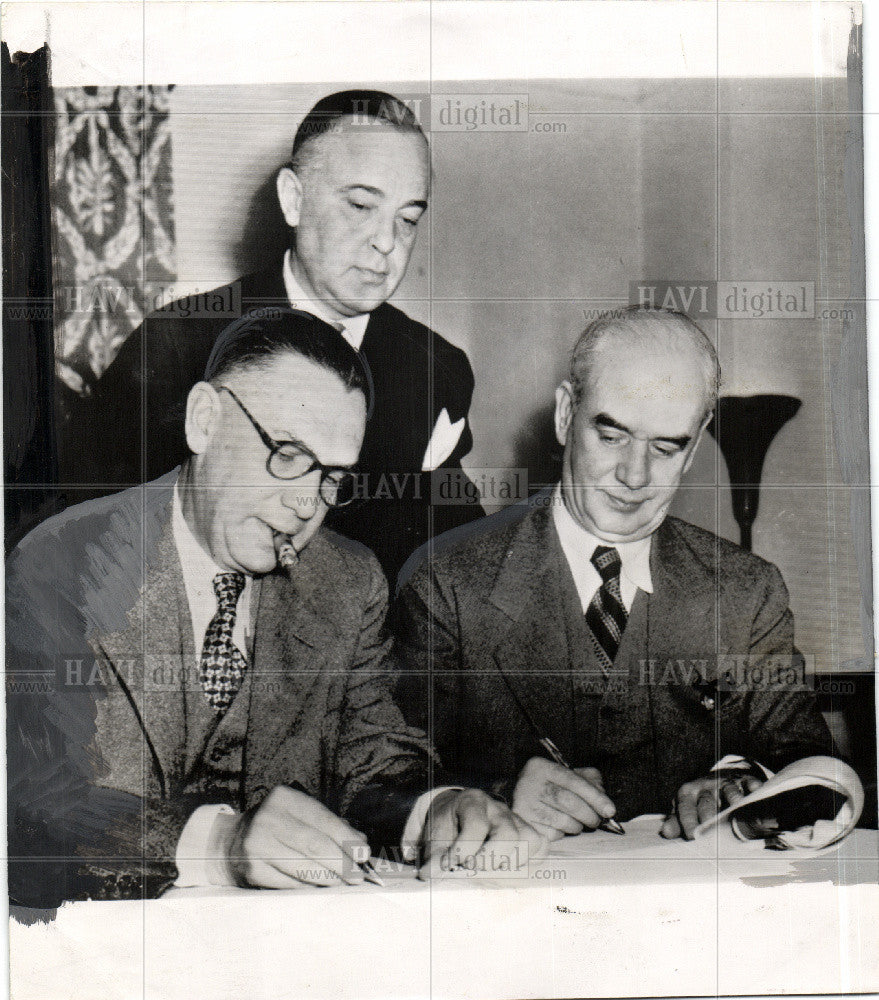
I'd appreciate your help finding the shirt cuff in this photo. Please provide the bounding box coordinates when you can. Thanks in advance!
[174,804,239,887]
[710,754,774,780]
[400,787,464,863]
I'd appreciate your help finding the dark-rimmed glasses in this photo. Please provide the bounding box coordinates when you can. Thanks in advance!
[218,386,358,507]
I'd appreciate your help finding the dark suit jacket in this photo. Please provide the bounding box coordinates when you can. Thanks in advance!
[6,472,431,906]
[394,498,834,820]
[57,263,485,584]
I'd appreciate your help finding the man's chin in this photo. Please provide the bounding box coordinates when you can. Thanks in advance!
[592,508,663,544]
[594,524,652,544]
[228,540,279,576]
[233,556,276,576]
[342,277,402,314]
[343,293,386,315]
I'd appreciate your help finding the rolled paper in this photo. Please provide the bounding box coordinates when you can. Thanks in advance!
[695,756,864,852]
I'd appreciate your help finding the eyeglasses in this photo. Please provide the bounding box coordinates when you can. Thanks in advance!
[218,386,358,508]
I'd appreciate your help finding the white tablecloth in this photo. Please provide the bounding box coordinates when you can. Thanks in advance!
[10,822,879,1000]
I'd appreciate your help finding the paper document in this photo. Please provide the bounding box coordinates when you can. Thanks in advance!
[695,756,864,851]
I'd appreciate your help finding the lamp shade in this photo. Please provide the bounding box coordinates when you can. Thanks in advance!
[706,394,802,551]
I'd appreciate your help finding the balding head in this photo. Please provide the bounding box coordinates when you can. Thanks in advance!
[570,307,720,420]
[555,307,719,543]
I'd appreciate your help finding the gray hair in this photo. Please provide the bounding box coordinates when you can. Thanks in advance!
[569,306,720,416]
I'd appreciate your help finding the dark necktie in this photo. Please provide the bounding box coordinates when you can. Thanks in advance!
[199,572,248,713]
[584,546,628,672]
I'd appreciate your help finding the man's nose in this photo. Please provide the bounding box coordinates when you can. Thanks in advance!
[280,473,322,520]
[370,212,396,256]
[616,442,650,490]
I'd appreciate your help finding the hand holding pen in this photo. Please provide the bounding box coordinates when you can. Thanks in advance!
[538,737,624,835]
[496,663,624,839]
[511,747,625,842]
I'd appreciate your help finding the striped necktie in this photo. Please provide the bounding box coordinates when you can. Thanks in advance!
[584,546,628,672]
[199,572,248,713]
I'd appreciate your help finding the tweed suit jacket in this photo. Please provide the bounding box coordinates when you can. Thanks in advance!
[394,497,834,820]
[57,263,485,584]
[7,472,431,907]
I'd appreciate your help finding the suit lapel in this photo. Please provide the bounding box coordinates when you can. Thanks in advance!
[648,519,722,668]
[240,263,288,305]
[603,518,722,713]
[484,506,576,750]
[358,305,431,470]
[243,544,338,793]
[359,305,380,356]
[141,529,191,785]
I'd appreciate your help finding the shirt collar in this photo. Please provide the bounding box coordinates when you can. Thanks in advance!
[171,480,254,656]
[283,249,370,351]
[551,484,654,594]
[172,480,233,588]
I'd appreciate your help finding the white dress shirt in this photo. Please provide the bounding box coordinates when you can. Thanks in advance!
[171,484,253,661]
[550,485,653,613]
[282,249,369,350]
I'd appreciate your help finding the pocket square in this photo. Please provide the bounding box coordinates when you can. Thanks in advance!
[422,408,465,471]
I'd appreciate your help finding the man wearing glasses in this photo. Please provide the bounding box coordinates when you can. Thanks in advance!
[7,308,533,907]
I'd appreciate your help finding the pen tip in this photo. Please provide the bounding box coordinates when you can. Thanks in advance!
[361,860,386,886]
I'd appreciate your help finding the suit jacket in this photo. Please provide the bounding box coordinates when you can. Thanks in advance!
[394,498,834,820]
[57,263,485,584]
[6,472,431,907]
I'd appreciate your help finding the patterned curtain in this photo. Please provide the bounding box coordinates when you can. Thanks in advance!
[52,85,175,398]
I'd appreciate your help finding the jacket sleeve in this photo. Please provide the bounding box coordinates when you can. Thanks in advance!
[326,555,437,851]
[6,537,195,905]
[391,558,502,797]
[728,563,836,770]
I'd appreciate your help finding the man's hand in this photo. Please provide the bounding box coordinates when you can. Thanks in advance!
[419,788,545,878]
[512,757,617,841]
[660,770,766,840]
[228,785,369,888]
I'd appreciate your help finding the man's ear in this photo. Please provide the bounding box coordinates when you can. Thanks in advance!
[554,381,576,448]
[276,166,304,228]
[185,382,221,455]
[681,410,713,476]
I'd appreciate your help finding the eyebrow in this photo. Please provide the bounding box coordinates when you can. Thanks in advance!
[342,184,428,211]
[593,413,691,449]
[271,432,357,471]
[272,431,314,455]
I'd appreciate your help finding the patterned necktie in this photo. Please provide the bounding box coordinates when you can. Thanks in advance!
[585,546,628,672]
[199,572,248,713]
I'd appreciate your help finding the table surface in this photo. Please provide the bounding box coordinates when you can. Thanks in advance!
[10,819,879,1000]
